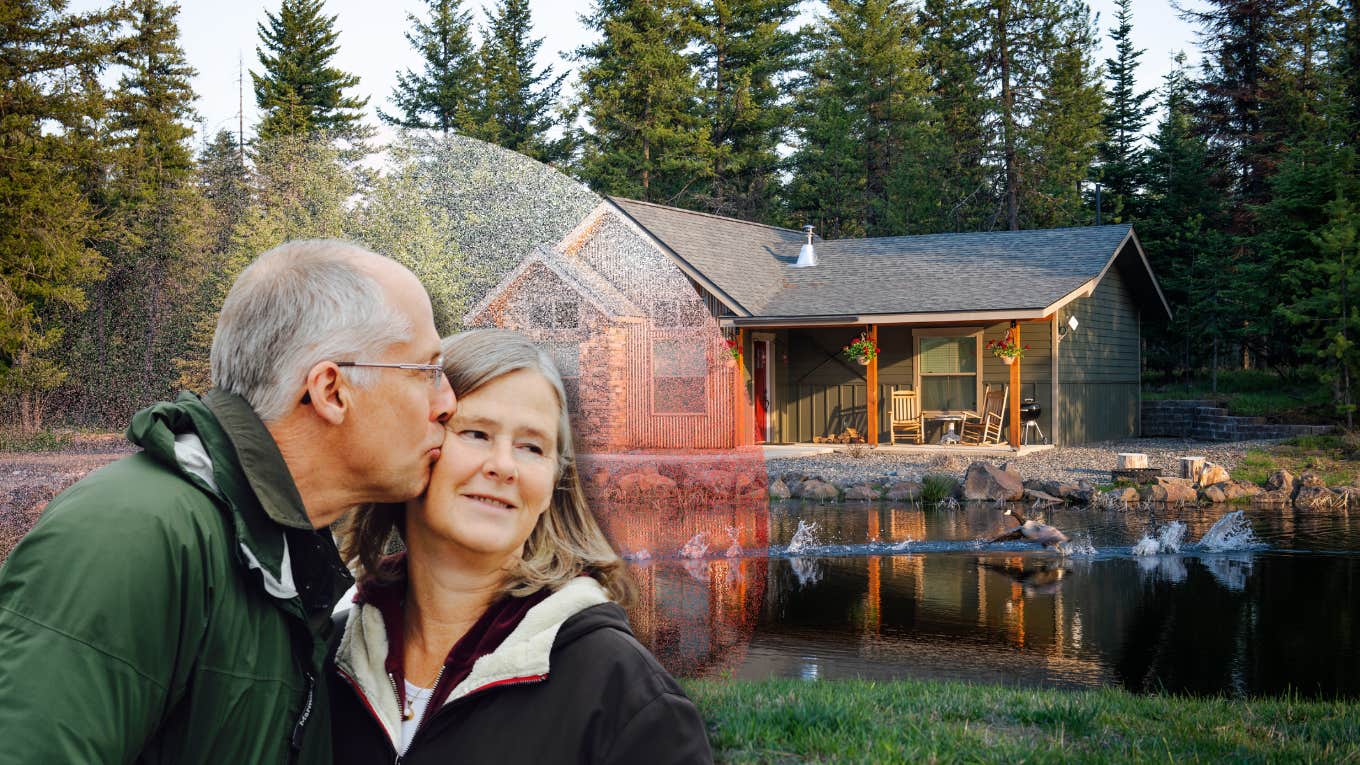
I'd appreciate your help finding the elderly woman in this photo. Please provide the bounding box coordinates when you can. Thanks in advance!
[327,329,712,764]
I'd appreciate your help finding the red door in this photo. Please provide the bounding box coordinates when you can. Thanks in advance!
[753,340,768,442]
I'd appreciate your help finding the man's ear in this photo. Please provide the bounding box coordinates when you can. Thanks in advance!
[302,362,348,425]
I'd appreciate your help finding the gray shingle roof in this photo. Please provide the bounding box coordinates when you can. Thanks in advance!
[610,197,1154,319]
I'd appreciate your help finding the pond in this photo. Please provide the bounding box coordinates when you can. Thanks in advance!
[613,502,1360,699]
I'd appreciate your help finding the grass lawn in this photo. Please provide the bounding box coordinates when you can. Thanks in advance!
[1233,433,1360,486]
[1143,370,1335,423]
[685,678,1359,764]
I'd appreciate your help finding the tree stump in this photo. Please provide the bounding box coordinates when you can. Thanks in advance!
[1116,453,1149,470]
[1179,456,1205,481]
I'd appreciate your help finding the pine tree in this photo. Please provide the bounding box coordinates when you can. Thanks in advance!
[693,0,799,221]
[1019,0,1104,228]
[1095,0,1154,223]
[382,0,480,134]
[574,0,711,204]
[198,130,251,254]
[916,0,994,232]
[79,0,210,419]
[474,0,570,163]
[0,0,119,430]
[977,0,1103,230]
[1139,55,1231,376]
[253,0,369,141]
[786,0,932,236]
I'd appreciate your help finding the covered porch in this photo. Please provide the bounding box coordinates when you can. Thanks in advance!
[730,314,1059,449]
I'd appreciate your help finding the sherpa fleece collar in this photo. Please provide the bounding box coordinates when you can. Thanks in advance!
[334,577,612,747]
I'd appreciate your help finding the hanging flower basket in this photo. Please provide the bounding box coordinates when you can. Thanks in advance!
[843,333,879,365]
[987,335,1029,364]
[724,338,742,368]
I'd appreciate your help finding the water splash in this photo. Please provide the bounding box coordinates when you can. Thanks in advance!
[786,520,819,555]
[680,532,709,559]
[1132,521,1186,556]
[1056,532,1096,556]
[890,538,914,552]
[623,549,652,562]
[1198,511,1263,551]
[725,525,744,558]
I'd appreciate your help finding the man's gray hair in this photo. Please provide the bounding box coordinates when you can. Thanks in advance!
[211,239,413,422]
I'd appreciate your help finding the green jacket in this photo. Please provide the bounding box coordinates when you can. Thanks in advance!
[0,390,353,764]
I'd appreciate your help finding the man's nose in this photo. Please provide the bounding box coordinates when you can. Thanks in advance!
[432,374,456,423]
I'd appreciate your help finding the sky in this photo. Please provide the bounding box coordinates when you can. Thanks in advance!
[69,0,1204,151]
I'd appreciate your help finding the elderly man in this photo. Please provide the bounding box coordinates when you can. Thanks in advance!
[0,240,456,763]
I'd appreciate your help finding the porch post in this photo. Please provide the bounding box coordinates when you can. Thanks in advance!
[866,324,879,445]
[1009,321,1021,448]
[735,327,749,446]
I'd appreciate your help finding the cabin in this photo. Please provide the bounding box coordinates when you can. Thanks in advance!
[466,197,1170,449]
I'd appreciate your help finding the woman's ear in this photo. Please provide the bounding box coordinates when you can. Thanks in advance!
[302,361,348,425]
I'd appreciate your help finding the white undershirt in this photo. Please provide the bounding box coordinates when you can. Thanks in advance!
[400,680,434,754]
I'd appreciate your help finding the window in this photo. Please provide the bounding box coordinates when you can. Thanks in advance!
[651,337,706,414]
[532,299,579,329]
[917,333,978,412]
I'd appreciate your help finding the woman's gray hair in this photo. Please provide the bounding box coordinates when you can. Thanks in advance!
[210,239,412,422]
[340,328,636,606]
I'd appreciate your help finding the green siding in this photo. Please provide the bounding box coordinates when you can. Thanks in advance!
[1058,257,1142,444]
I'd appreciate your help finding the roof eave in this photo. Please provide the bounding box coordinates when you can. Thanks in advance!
[606,198,753,318]
[722,307,1059,328]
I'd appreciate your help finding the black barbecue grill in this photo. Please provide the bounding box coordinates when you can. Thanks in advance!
[1019,398,1044,444]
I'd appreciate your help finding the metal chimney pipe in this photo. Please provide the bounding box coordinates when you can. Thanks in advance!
[792,225,817,267]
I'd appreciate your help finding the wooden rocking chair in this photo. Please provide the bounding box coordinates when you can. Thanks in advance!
[889,389,924,445]
[961,385,1007,445]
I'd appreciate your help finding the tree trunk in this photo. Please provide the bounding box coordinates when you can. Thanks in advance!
[1116,453,1149,470]
[1179,456,1205,480]
[996,0,1019,231]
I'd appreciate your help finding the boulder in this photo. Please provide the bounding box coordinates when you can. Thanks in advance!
[1201,484,1227,503]
[842,483,879,501]
[612,470,676,500]
[1024,488,1063,505]
[1295,471,1327,490]
[1115,486,1142,505]
[1255,489,1292,506]
[795,479,840,502]
[1221,480,1262,500]
[1264,469,1295,495]
[884,481,922,502]
[1293,484,1337,510]
[962,462,1024,502]
[1198,463,1231,487]
[768,478,791,501]
[1141,477,1198,504]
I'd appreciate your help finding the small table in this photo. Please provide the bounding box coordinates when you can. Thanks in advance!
[930,415,965,445]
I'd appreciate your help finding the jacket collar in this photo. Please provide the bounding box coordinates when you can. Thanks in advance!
[201,388,312,530]
[334,577,611,747]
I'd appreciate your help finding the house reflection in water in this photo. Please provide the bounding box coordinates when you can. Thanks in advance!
[606,503,1112,689]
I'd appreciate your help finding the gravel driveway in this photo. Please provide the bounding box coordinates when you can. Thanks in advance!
[765,438,1284,486]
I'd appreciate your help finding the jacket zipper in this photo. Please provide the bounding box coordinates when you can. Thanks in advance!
[398,672,547,761]
[289,672,315,754]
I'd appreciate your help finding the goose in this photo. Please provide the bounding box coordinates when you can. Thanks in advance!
[989,507,1070,550]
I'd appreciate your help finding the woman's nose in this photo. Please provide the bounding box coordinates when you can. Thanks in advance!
[482,441,517,481]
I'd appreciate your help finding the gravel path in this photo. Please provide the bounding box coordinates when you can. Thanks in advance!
[766,438,1284,486]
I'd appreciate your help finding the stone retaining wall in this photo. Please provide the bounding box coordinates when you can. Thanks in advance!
[1141,400,1330,441]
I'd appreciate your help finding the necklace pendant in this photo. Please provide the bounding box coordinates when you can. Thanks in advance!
[402,708,413,721]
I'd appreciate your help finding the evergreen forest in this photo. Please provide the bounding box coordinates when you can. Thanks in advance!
[4,0,1360,430]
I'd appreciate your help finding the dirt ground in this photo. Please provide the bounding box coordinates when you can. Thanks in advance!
[0,434,134,561]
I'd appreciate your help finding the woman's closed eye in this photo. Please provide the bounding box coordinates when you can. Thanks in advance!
[458,429,490,442]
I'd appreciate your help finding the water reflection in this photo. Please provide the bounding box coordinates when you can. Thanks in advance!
[608,501,1360,698]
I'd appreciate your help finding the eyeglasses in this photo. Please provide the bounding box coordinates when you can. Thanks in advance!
[336,357,446,388]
